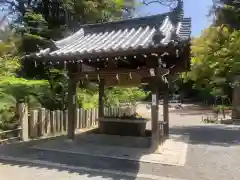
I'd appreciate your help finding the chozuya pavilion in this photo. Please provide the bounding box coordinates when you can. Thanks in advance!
[24,0,191,149]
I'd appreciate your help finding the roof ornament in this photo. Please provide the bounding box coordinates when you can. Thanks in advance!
[48,39,59,51]
[172,0,184,24]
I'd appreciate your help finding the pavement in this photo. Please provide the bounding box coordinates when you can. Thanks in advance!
[32,134,189,166]
[0,104,240,180]
[0,157,182,180]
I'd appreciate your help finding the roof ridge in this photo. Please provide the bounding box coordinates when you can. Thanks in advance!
[77,12,171,29]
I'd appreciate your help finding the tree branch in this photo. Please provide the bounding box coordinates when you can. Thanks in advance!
[142,0,178,9]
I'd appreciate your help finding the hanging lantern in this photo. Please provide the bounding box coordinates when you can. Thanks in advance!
[116,73,119,81]
[150,68,155,76]
[97,74,100,82]
[129,72,132,80]
[176,49,179,58]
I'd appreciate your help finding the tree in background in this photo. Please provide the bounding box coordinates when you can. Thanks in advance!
[182,26,240,100]
[0,0,148,111]
[213,0,240,29]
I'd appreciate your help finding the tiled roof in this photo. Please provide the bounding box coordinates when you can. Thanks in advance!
[27,2,191,60]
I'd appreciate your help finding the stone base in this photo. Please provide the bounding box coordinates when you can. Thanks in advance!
[77,132,151,148]
[99,118,147,136]
[220,119,233,125]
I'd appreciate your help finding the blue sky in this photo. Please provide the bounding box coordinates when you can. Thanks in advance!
[136,0,213,37]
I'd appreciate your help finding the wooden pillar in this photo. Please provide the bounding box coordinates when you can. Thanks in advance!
[163,86,169,136]
[98,79,105,133]
[151,80,159,150]
[18,103,29,141]
[99,79,105,118]
[67,77,77,140]
[232,75,240,121]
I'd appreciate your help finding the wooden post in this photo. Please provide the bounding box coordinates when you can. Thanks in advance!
[64,110,68,131]
[50,111,56,134]
[232,75,240,121]
[29,110,38,138]
[75,108,80,129]
[99,79,105,118]
[56,110,61,132]
[98,79,105,133]
[151,81,159,150]
[18,103,28,141]
[163,86,169,136]
[45,110,51,135]
[38,108,46,137]
[67,77,77,140]
[80,108,84,128]
[60,110,64,132]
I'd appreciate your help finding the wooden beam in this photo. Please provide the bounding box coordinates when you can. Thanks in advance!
[163,85,169,136]
[67,76,77,140]
[74,67,169,81]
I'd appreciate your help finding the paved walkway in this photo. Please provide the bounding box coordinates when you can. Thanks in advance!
[33,134,189,166]
[0,154,186,180]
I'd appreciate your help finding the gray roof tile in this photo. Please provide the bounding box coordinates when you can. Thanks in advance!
[29,2,191,60]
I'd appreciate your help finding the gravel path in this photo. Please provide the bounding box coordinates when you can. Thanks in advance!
[0,105,240,180]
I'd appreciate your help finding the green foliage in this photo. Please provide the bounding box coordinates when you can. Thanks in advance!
[77,88,98,109]
[1,0,134,54]
[0,0,145,131]
[214,0,240,29]
[105,87,149,107]
[182,26,240,99]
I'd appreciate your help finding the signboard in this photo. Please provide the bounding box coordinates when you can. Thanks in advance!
[152,94,157,106]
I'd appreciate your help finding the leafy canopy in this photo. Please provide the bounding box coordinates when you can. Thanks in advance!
[183,26,240,97]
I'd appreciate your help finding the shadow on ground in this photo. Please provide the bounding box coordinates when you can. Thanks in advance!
[0,129,161,180]
[170,124,240,147]
[0,156,140,180]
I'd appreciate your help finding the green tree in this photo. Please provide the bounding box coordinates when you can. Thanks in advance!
[0,0,134,53]
[213,0,240,29]
[182,26,240,100]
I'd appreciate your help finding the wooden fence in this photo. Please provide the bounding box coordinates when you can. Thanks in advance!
[28,108,99,138]
[0,128,22,143]
[0,103,137,143]
[104,106,136,117]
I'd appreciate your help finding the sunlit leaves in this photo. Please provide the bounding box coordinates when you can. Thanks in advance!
[184,26,240,97]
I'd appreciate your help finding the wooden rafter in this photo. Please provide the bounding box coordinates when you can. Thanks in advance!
[74,67,169,81]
